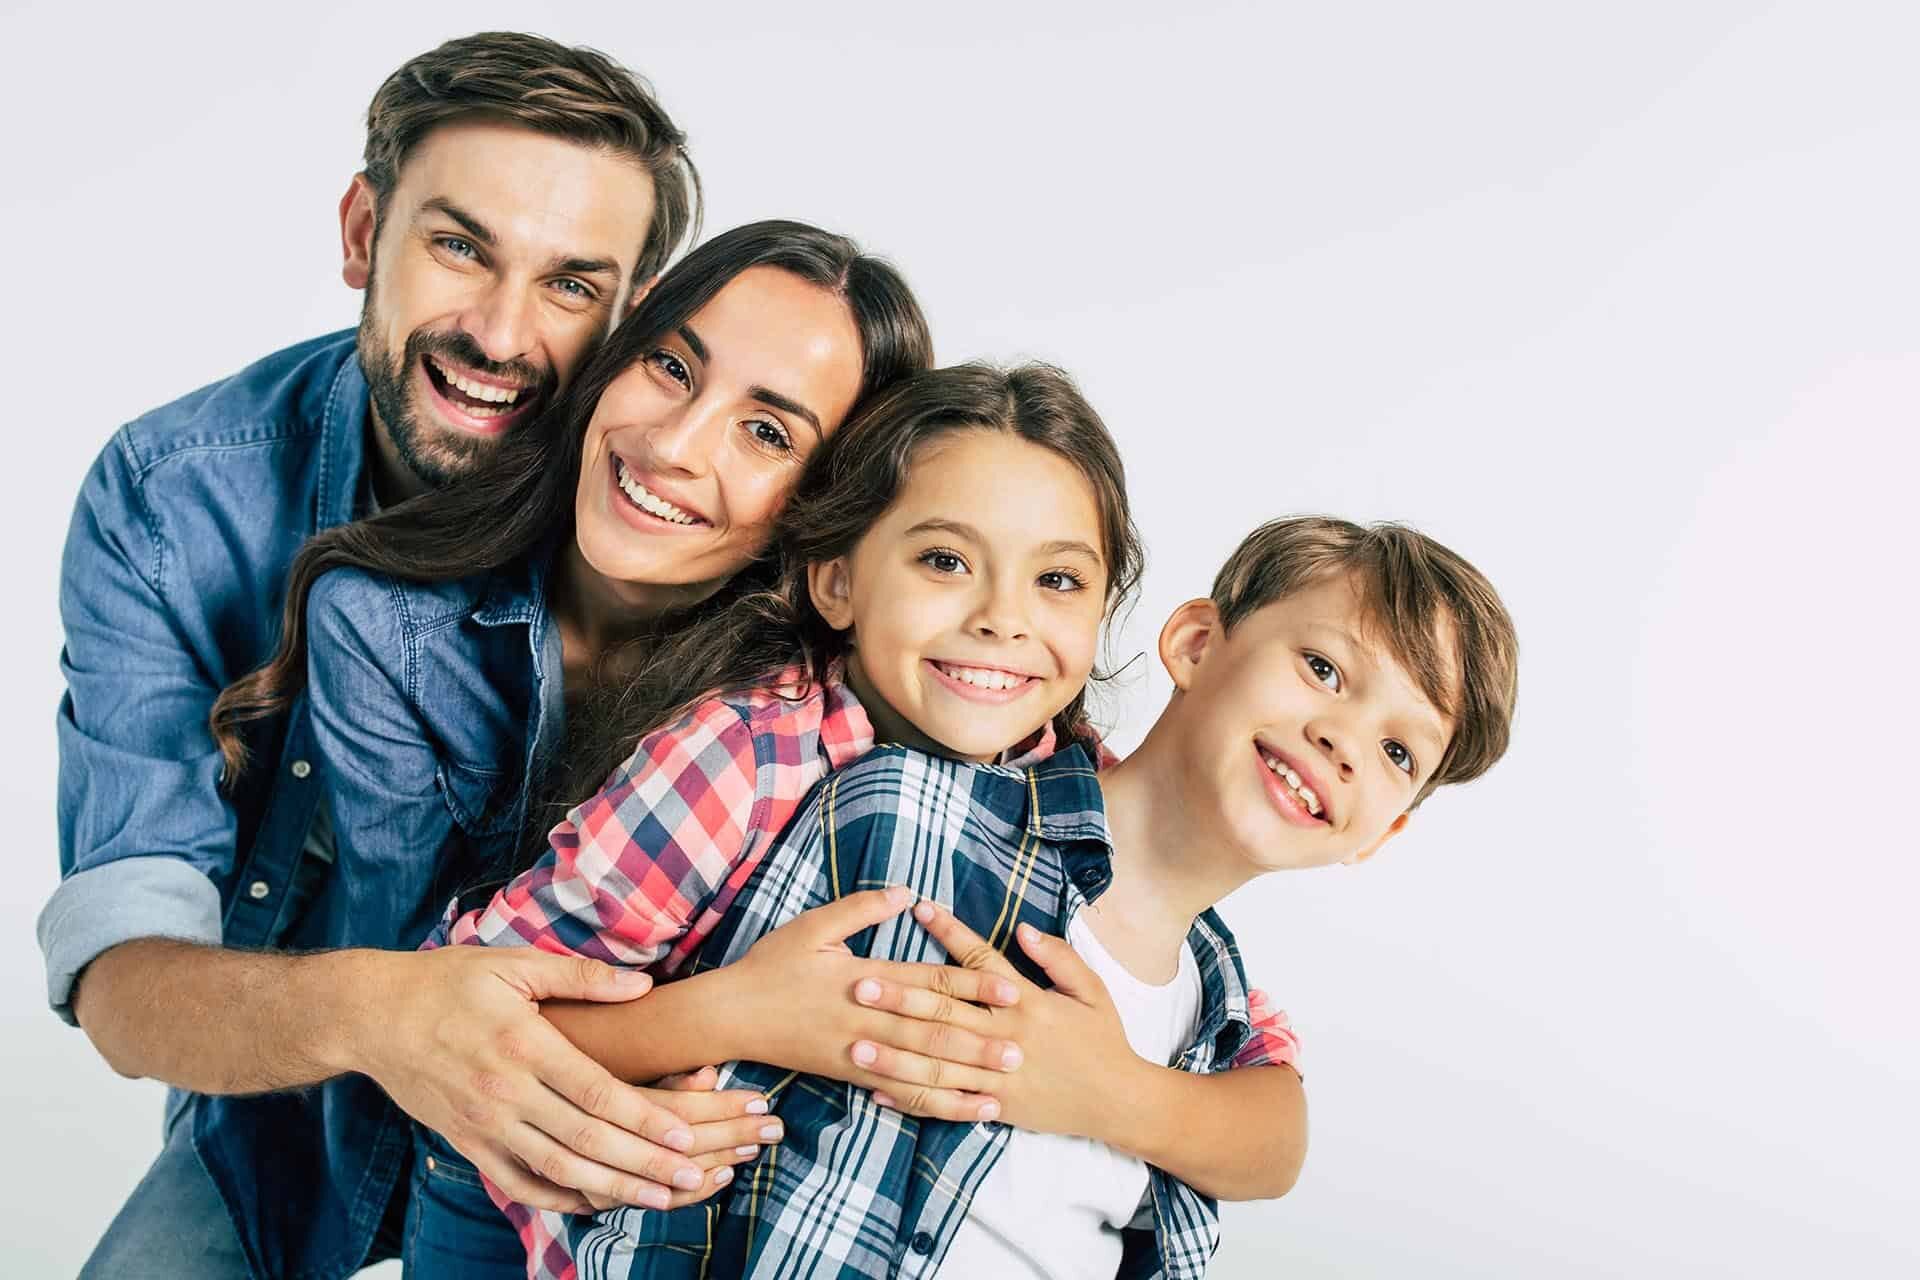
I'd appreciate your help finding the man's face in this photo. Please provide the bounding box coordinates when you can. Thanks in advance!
[1164,573,1457,874]
[344,121,658,496]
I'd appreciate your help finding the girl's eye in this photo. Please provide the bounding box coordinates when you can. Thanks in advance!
[438,235,479,260]
[746,417,794,454]
[1305,654,1341,691]
[919,549,969,576]
[647,350,691,388]
[1384,740,1416,776]
[1037,569,1087,593]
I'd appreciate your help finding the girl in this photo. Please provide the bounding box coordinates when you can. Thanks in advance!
[210,221,1015,1277]
[434,360,1147,1270]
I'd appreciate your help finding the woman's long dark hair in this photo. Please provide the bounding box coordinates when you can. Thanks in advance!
[548,362,1147,832]
[210,219,933,783]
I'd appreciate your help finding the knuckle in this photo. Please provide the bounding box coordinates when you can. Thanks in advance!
[537,1152,572,1185]
[472,1069,514,1103]
[493,1028,530,1064]
[577,1075,615,1117]
[573,956,610,988]
[905,1087,934,1115]
[568,1124,600,1159]
[959,943,998,971]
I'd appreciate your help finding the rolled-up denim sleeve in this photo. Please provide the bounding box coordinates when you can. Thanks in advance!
[39,435,232,1023]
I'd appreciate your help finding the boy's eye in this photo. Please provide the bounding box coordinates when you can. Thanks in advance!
[1305,654,1341,691]
[1037,569,1086,593]
[647,351,691,388]
[1384,740,1416,776]
[919,549,969,575]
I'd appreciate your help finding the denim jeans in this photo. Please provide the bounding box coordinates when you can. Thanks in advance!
[402,1125,526,1279]
[80,1107,248,1279]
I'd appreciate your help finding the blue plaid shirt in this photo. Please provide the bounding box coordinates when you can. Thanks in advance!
[554,744,1265,1279]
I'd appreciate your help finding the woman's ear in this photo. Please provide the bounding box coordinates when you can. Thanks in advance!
[1158,598,1222,692]
[807,558,856,631]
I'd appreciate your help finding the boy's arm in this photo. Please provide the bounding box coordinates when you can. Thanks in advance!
[846,905,1308,1201]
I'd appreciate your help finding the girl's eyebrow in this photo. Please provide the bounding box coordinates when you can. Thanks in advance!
[901,519,1102,564]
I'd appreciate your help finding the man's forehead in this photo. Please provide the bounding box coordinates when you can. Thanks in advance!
[392,121,656,269]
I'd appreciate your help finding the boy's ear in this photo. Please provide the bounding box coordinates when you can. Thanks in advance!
[1346,813,1409,866]
[807,558,856,632]
[339,173,377,291]
[1158,598,1222,692]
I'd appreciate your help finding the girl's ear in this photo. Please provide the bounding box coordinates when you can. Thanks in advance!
[807,558,856,631]
[1158,598,1221,692]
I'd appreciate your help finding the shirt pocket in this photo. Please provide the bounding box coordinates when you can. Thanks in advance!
[435,759,520,841]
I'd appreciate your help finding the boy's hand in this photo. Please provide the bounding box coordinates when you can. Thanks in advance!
[731,888,1026,1124]
[849,901,1145,1140]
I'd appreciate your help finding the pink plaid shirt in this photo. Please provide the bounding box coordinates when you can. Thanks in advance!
[436,668,1300,1274]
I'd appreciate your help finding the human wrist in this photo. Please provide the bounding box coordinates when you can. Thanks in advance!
[1083,1052,1164,1151]
[310,948,393,1078]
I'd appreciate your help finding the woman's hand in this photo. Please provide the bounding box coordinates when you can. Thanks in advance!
[729,888,1029,1123]
[578,1066,783,1212]
[845,901,1147,1140]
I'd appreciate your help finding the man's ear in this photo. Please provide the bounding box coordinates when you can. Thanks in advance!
[625,273,661,315]
[1346,812,1409,866]
[1158,598,1221,693]
[339,173,377,291]
[807,558,856,632]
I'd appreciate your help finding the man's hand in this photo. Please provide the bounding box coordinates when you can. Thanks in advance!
[730,888,1029,1124]
[350,945,761,1213]
[846,901,1144,1138]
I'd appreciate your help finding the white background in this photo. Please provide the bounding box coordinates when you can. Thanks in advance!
[2,1,1916,1275]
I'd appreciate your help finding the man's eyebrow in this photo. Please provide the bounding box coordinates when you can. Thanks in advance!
[676,325,708,363]
[419,198,495,247]
[551,255,622,282]
[751,386,822,438]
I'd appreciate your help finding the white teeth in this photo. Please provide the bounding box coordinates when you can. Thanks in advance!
[1261,749,1325,817]
[936,663,1028,691]
[431,357,524,404]
[614,457,702,526]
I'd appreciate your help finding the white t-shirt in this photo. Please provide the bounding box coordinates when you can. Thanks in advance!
[935,913,1203,1279]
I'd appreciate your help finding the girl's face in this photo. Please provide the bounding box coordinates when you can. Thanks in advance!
[808,429,1111,762]
[573,266,865,608]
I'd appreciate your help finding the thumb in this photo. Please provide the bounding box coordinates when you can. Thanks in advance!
[510,949,654,1003]
[1015,922,1103,1003]
[795,885,912,947]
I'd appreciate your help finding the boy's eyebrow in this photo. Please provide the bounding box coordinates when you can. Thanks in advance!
[421,197,621,282]
[902,520,1101,563]
[1304,621,1450,745]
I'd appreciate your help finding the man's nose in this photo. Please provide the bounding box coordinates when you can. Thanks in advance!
[458,280,538,367]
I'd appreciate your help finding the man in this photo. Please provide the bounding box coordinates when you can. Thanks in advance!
[43,31,704,1278]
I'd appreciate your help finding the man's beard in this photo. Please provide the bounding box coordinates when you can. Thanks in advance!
[356,287,553,491]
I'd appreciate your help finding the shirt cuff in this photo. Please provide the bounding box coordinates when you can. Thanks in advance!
[37,857,222,1024]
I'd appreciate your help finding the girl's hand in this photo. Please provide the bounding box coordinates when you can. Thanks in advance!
[730,888,1028,1124]
[848,901,1147,1140]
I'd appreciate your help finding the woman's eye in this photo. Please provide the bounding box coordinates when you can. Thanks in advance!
[1037,570,1085,593]
[1305,654,1341,691]
[747,418,794,453]
[647,351,691,388]
[1384,740,1415,776]
[919,550,968,575]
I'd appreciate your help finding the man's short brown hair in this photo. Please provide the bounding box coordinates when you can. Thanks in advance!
[363,31,701,283]
[1211,516,1519,804]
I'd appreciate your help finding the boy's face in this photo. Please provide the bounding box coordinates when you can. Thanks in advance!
[1160,571,1455,873]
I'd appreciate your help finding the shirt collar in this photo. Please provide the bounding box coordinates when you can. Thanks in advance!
[320,348,371,531]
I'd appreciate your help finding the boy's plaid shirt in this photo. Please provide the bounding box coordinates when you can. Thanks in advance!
[436,674,1300,1279]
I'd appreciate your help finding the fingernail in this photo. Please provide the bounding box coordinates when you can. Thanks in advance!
[1000,1046,1022,1070]
[759,1122,783,1142]
[714,1167,733,1187]
[1016,922,1037,943]
[873,1092,897,1109]
[913,901,935,922]
[735,1144,760,1157]
[612,968,653,986]
[884,885,909,905]
[673,1167,703,1190]
[746,1097,770,1115]
[664,1128,694,1152]
[855,978,882,1004]
[978,1100,1001,1122]
[851,1042,877,1066]
[637,1185,670,1209]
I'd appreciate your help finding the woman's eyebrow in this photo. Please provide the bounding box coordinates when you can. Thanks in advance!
[751,386,822,438]
[676,324,708,362]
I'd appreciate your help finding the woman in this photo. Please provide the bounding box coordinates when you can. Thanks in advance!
[211,220,991,1275]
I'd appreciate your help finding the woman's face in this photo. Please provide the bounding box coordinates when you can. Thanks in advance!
[573,265,865,606]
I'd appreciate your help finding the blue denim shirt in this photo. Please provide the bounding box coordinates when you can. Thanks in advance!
[39,330,561,1279]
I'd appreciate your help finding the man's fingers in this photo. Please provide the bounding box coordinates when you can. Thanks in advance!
[530,1023,701,1151]
[790,885,912,946]
[1014,921,1105,1002]
[506,1123,685,1210]
[855,959,1020,1009]
[466,1140,599,1215]
[504,948,654,1004]
[909,901,1019,978]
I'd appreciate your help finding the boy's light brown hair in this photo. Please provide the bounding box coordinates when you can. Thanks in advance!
[1210,516,1519,804]
[362,31,702,284]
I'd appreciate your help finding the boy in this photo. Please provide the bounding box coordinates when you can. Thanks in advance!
[521,515,1519,1278]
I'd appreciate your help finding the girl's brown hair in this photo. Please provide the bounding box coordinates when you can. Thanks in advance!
[209,220,933,784]
[545,361,1145,825]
